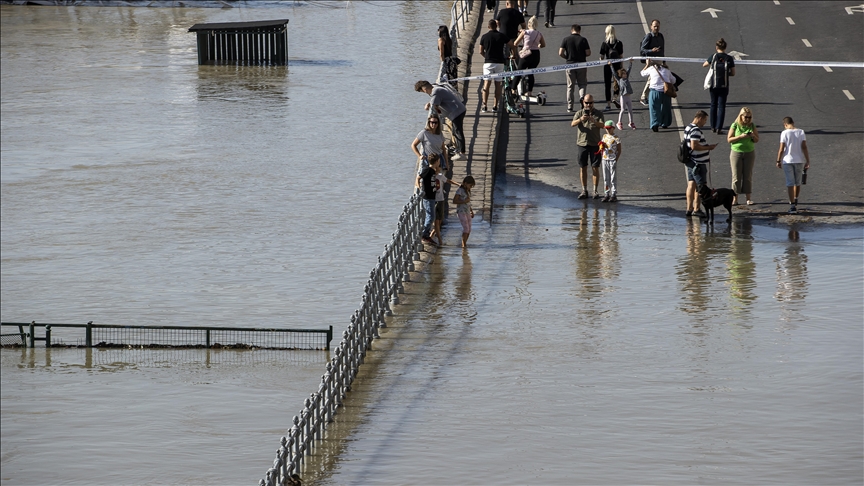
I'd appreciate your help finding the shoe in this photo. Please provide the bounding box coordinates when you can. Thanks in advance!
[693,209,707,218]
[451,153,464,161]
[593,192,601,199]
[629,122,637,130]
[610,195,618,202]
[567,108,574,113]
[422,236,437,246]
[686,210,693,217]
[492,105,499,112]
[481,104,488,113]
[639,99,647,106]
[605,104,612,111]
[544,22,549,28]
[652,126,658,132]
[716,129,724,135]
[660,125,669,129]
[616,122,623,130]
[613,100,621,109]
[601,194,611,202]
[578,191,588,199]
[789,204,797,214]
[747,200,754,205]
[550,22,555,27]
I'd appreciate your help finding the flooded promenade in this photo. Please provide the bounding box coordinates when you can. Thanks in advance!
[2,1,862,485]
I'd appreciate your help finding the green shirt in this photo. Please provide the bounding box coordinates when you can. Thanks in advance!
[730,122,755,153]
[573,108,605,147]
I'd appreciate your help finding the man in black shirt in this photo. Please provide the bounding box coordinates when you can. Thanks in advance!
[496,0,526,58]
[639,19,665,104]
[559,24,591,112]
[479,20,509,112]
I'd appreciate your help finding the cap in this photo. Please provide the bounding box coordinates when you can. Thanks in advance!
[604,120,615,128]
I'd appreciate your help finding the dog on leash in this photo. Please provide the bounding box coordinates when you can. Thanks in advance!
[698,186,736,223]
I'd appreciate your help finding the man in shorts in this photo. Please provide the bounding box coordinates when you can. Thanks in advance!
[479,19,509,113]
[559,24,591,112]
[684,110,718,217]
[496,0,526,57]
[776,116,810,214]
[570,94,605,199]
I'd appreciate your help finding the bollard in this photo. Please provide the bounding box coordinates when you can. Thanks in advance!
[44,325,51,347]
[29,321,35,348]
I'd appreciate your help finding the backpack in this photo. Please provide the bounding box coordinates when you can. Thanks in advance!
[710,53,730,89]
[677,125,693,164]
[433,82,464,103]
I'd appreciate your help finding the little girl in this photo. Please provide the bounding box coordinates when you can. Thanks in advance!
[612,60,635,130]
[452,175,476,248]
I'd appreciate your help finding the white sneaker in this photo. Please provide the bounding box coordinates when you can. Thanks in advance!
[451,153,465,161]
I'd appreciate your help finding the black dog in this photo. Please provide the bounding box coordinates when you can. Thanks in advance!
[698,186,736,223]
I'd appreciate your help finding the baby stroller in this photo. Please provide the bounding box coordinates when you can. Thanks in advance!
[502,57,526,118]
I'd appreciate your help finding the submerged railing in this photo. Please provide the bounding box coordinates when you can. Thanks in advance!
[260,193,425,486]
[0,321,332,350]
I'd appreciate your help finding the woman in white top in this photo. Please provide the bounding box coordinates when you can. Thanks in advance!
[512,16,546,97]
[640,59,674,131]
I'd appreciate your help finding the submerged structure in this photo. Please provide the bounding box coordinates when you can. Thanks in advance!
[188,19,289,65]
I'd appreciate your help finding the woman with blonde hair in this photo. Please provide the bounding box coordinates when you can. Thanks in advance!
[513,16,546,98]
[600,25,623,111]
[727,107,760,205]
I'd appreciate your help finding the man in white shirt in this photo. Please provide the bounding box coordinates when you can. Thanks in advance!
[776,116,810,214]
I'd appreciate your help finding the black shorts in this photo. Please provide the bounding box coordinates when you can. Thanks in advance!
[577,144,601,168]
[435,200,446,220]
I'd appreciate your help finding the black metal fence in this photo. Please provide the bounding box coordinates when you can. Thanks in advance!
[1,322,332,350]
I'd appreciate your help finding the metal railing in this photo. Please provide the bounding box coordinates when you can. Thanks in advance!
[260,193,425,486]
[0,321,332,350]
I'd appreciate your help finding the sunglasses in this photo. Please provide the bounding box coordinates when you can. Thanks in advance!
[584,101,594,104]
[743,116,752,119]
[429,120,439,124]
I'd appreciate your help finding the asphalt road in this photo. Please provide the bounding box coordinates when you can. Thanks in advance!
[494,0,863,225]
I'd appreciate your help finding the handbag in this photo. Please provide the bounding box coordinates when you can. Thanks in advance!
[519,45,532,58]
[704,67,714,90]
[655,66,677,98]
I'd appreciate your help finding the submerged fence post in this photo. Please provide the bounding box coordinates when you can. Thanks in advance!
[85,321,93,348]
[29,321,35,348]
[44,325,51,348]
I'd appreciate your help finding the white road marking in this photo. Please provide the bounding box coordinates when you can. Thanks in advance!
[774,0,780,4]
[802,39,812,47]
[702,8,722,18]
[727,50,749,61]
[843,90,856,100]
[637,1,684,139]
[786,17,795,24]
[824,66,834,72]
[845,5,864,15]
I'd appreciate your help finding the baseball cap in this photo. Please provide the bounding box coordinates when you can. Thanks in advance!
[604,120,615,128]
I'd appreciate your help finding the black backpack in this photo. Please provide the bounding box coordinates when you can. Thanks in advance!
[710,54,730,89]
[677,126,693,164]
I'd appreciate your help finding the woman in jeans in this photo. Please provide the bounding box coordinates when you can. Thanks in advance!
[703,38,736,134]
[727,107,760,205]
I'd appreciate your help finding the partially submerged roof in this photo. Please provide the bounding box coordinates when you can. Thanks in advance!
[188,19,289,32]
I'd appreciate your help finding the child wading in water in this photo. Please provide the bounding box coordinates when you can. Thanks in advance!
[612,59,635,130]
[600,120,622,202]
[429,153,456,246]
[452,176,475,247]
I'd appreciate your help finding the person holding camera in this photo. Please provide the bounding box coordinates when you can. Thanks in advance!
[570,94,606,199]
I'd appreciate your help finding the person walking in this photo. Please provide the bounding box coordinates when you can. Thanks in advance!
[544,0,557,27]
[513,16,546,98]
[411,113,449,176]
[497,0,526,57]
[600,120,622,202]
[486,0,496,13]
[478,19,509,112]
[612,60,635,130]
[640,59,673,131]
[570,94,605,199]
[438,25,459,84]
[726,107,759,205]
[638,19,665,105]
[776,116,810,214]
[452,175,476,248]
[684,110,718,217]
[703,38,735,134]
[599,25,623,111]
[415,80,467,161]
[559,23,591,112]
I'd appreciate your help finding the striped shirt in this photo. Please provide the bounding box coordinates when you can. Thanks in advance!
[686,123,710,164]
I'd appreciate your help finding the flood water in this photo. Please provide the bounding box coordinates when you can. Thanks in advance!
[2,3,863,486]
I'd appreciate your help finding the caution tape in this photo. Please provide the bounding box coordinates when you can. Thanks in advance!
[448,56,864,83]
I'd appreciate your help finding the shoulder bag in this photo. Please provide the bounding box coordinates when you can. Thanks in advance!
[655,65,677,98]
